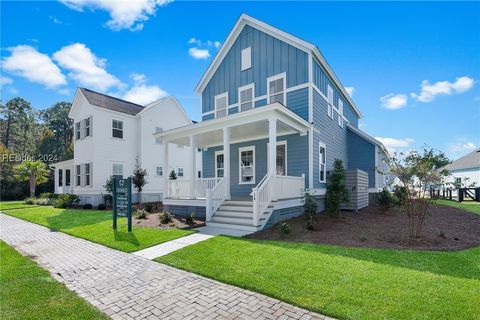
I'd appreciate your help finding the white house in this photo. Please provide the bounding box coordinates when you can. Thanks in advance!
[443,149,480,188]
[51,88,201,205]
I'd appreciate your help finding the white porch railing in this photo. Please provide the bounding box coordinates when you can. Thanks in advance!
[251,173,275,227]
[195,178,221,198]
[167,179,190,198]
[206,177,227,221]
[275,174,305,199]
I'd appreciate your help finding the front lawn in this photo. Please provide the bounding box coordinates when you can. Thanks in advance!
[3,206,193,252]
[0,201,39,211]
[435,199,480,215]
[0,240,109,320]
[158,236,480,320]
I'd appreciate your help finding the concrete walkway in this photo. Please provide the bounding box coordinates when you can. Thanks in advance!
[0,213,329,320]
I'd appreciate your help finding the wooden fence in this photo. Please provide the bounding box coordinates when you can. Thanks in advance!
[430,187,480,202]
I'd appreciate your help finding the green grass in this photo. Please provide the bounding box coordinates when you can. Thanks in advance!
[3,206,193,252]
[158,236,480,320]
[0,201,39,211]
[0,240,109,320]
[436,199,480,215]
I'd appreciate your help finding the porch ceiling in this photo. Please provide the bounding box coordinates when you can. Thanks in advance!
[155,103,311,148]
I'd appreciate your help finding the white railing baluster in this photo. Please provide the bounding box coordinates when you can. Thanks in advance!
[206,177,226,221]
[167,178,222,199]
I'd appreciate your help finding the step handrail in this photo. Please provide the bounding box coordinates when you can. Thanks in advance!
[251,172,275,227]
[206,177,227,222]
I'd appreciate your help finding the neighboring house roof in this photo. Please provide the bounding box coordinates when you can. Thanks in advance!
[194,13,362,118]
[79,88,144,115]
[444,149,480,171]
[347,123,389,157]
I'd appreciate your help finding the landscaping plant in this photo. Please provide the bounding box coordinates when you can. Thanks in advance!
[388,148,449,238]
[377,188,394,213]
[169,169,177,180]
[144,203,153,213]
[185,212,195,224]
[134,209,148,219]
[13,160,50,197]
[131,159,148,209]
[82,203,93,210]
[302,190,317,230]
[325,159,350,219]
[280,222,292,235]
[160,211,173,224]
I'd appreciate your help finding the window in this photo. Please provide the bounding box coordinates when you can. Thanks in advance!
[268,74,285,104]
[338,99,344,128]
[239,147,255,184]
[84,117,91,137]
[239,84,254,111]
[276,143,287,176]
[112,163,123,179]
[112,120,123,139]
[177,167,184,177]
[58,169,63,186]
[84,163,91,186]
[75,165,81,186]
[75,122,81,140]
[319,143,326,182]
[214,92,228,118]
[156,166,163,177]
[327,85,334,119]
[198,170,202,178]
[65,169,71,186]
[241,47,252,71]
[455,177,462,188]
[215,151,224,178]
[155,127,163,144]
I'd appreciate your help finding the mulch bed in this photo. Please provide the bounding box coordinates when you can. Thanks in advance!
[133,213,205,230]
[247,204,480,251]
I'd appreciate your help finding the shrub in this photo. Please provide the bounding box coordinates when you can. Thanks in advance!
[134,209,148,219]
[103,194,113,206]
[159,211,173,224]
[39,192,56,199]
[97,203,106,210]
[82,203,93,209]
[25,198,35,204]
[303,190,318,230]
[377,188,394,213]
[144,203,153,213]
[326,159,350,219]
[185,212,195,224]
[280,222,292,235]
[24,197,49,205]
[393,186,408,206]
[53,194,79,208]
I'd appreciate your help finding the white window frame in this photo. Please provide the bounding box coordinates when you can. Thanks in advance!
[156,166,163,177]
[319,142,326,183]
[112,163,124,179]
[84,163,91,187]
[238,83,255,112]
[214,92,228,118]
[58,169,63,187]
[155,127,163,144]
[65,169,71,187]
[75,164,81,186]
[84,117,91,137]
[241,47,252,71]
[177,167,184,178]
[267,141,288,176]
[214,150,225,179]
[327,85,334,119]
[112,119,124,139]
[75,122,81,141]
[267,73,286,105]
[337,99,344,128]
[239,146,255,185]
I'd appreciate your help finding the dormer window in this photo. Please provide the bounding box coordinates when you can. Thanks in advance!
[268,74,285,105]
[215,92,228,118]
[241,47,251,71]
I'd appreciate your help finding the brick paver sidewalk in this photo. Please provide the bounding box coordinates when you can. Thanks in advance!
[0,213,331,320]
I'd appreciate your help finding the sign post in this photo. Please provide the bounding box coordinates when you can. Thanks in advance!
[113,177,132,232]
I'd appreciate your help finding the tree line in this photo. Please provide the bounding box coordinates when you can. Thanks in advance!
[1,97,73,200]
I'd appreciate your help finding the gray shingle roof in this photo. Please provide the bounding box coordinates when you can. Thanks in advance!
[80,88,144,115]
[444,149,480,171]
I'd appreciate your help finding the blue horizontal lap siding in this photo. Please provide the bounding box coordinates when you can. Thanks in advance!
[346,129,376,188]
[202,24,308,116]
[164,205,206,218]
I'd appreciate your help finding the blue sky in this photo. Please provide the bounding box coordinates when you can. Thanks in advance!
[1,1,479,160]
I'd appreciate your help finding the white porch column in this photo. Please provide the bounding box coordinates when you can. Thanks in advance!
[223,127,231,200]
[163,141,169,199]
[268,117,277,201]
[189,135,196,199]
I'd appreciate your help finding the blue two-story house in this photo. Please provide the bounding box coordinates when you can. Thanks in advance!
[157,14,389,231]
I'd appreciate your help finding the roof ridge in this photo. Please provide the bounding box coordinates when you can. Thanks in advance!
[80,88,144,108]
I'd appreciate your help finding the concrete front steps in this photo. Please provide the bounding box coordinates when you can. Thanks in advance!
[208,200,263,232]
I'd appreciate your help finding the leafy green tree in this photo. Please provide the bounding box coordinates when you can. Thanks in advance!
[326,159,350,219]
[13,160,50,198]
[131,160,148,208]
[40,102,73,159]
[303,190,318,230]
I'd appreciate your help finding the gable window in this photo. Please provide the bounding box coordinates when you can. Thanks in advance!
[75,122,81,140]
[155,127,163,144]
[84,163,91,186]
[239,146,255,184]
[58,169,63,186]
[112,120,123,139]
[319,143,326,182]
[84,117,91,137]
[76,165,81,186]
[338,99,344,128]
[156,166,163,176]
[327,85,334,119]
[215,151,224,178]
[241,47,252,71]
[268,74,285,104]
[112,163,123,179]
[65,169,71,186]
[214,92,228,118]
[177,167,184,177]
[239,84,254,111]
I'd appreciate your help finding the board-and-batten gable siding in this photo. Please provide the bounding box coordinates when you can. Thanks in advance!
[312,57,358,127]
[201,24,308,115]
[202,133,309,197]
[346,129,376,188]
[313,89,348,189]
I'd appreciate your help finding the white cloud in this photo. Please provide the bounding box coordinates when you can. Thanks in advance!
[49,16,62,24]
[2,45,67,88]
[53,43,122,91]
[0,76,13,86]
[380,93,408,110]
[122,73,167,105]
[189,47,211,60]
[449,142,476,153]
[375,137,414,153]
[345,86,355,97]
[60,0,171,31]
[411,76,475,102]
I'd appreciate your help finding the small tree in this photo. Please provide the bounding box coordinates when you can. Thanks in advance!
[131,161,148,208]
[389,147,449,238]
[13,160,50,198]
[326,159,350,219]
[303,189,318,230]
[169,169,177,180]
[103,176,113,193]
